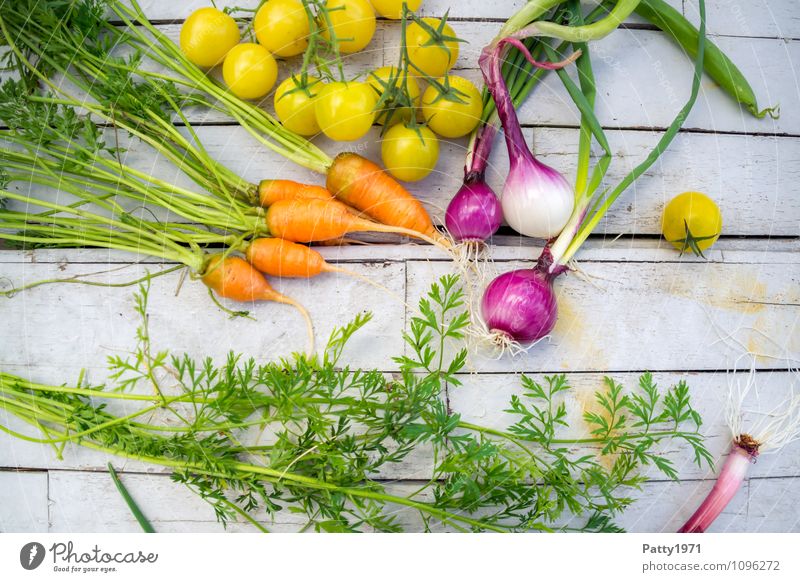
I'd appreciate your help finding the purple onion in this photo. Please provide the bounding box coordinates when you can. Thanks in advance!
[477,39,576,240]
[480,248,568,345]
[445,173,502,242]
[481,268,557,344]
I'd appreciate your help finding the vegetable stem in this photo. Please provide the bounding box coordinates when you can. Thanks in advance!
[108,463,156,533]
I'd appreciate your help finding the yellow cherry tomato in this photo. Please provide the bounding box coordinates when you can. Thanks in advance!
[314,81,377,141]
[179,7,240,68]
[368,66,421,126]
[369,0,421,19]
[254,0,310,58]
[661,191,723,256]
[381,124,439,182]
[222,43,278,100]
[406,17,459,78]
[274,76,322,136]
[322,0,376,54]
[421,76,482,138]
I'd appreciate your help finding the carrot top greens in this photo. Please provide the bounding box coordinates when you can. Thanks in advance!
[0,275,712,532]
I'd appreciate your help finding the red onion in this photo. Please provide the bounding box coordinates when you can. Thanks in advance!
[678,440,756,533]
[478,38,577,240]
[677,363,800,533]
[445,171,502,242]
[480,248,566,345]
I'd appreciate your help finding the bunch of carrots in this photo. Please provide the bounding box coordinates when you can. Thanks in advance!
[0,1,450,348]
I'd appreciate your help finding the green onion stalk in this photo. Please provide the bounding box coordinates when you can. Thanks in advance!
[0,275,713,532]
[450,0,776,244]
[446,4,606,243]
[477,0,708,351]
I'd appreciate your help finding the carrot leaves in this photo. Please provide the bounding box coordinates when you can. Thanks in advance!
[0,275,711,532]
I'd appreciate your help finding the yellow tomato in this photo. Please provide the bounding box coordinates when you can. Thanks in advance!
[406,17,459,78]
[314,81,377,141]
[274,76,322,136]
[369,0,421,19]
[421,76,482,138]
[661,191,723,256]
[322,0,376,54]
[381,124,439,182]
[222,43,278,100]
[179,7,240,68]
[368,66,421,126]
[254,0,309,58]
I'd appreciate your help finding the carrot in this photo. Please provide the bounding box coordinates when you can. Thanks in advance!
[245,238,328,278]
[265,198,443,246]
[326,152,441,240]
[258,179,333,207]
[201,254,314,350]
[245,239,410,308]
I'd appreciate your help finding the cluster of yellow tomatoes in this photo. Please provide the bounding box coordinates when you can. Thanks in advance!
[180,0,482,183]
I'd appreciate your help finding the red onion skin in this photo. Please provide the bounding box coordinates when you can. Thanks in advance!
[481,248,567,344]
[445,173,502,242]
[678,443,755,533]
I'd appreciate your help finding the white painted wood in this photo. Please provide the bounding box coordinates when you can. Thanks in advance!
[128,0,685,26]
[0,260,406,381]
[37,469,773,533]
[137,0,792,41]
[2,238,798,266]
[92,20,799,134]
[0,471,49,533]
[406,255,800,373]
[620,477,749,533]
[686,0,800,40]
[745,477,800,533]
[1,247,796,382]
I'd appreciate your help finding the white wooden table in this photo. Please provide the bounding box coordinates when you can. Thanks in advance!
[1,0,798,533]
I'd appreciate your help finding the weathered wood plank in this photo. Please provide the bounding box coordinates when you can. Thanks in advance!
[2,239,799,266]
[41,468,762,533]
[406,257,800,373]
[96,21,798,134]
[687,0,800,40]
[620,477,749,532]
[128,0,684,25]
[2,249,797,382]
[745,477,800,533]
[0,260,406,381]
[136,0,792,41]
[0,471,49,533]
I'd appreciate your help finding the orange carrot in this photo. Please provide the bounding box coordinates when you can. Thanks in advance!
[245,239,410,307]
[265,198,442,245]
[245,238,328,278]
[201,254,314,349]
[258,179,333,207]
[326,152,439,239]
